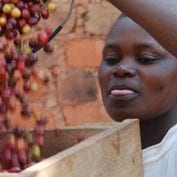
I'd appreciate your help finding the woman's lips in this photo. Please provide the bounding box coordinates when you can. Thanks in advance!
[109,88,138,102]
[111,89,135,96]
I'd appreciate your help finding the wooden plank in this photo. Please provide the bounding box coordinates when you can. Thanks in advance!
[15,119,143,177]
[16,120,143,177]
[43,123,117,158]
[0,123,117,177]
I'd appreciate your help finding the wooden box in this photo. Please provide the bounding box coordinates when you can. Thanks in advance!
[0,119,144,177]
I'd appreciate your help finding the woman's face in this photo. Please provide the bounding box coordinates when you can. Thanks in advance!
[98,16,177,122]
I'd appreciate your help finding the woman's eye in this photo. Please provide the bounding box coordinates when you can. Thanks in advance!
[103,55,120,65]
[104,57,118,65]
[104,57,118,64]
[137,56,158,64]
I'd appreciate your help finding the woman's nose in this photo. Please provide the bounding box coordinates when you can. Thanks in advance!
[112,64,136,78]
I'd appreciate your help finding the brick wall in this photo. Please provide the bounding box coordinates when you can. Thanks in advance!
[11,0,121,128]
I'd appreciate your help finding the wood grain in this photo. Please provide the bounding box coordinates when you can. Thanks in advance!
[0,120,144,177]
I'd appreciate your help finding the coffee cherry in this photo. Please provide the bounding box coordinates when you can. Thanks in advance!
[25,53,38,67]
[13,70,21,82]
[16,137,26,151]
[37,31,48,45]
[3,4,12,14]
[23,81,31,92]
[24,130,33,145]
[31,144,41,162]
[35,135,44,147]
[31,81,38,91]
[8,166,21,173]
[17,150,27,165]
[8,153,21,172]
[44,43,54,53]
[28,17,39,26]
[41,8,49,19]
[22,24,31,35]
[11,7,21,18]
[6,133,16,151]
[8,97,16,111]
[47,3,57,12]
[77,134,86,143]
[17,59,25,72]
[29,38,39,49]
[22,70,31,80]
[0,16,7,26]
[3,147,12,168]
[21,9,30,19]
[44,26,52,36]
[13,127,23,138]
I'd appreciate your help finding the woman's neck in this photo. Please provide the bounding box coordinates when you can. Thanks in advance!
[140,107,177,149]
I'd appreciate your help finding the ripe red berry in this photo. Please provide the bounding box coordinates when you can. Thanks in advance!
[37,31,48,45]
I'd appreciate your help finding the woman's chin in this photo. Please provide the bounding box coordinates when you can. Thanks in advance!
[107,112,137,122]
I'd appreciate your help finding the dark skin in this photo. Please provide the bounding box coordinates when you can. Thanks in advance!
[98,16,177,149]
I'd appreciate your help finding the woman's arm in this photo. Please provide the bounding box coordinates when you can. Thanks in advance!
[108,0,177,58]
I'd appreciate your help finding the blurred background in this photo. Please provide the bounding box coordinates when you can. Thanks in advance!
[11,0,121,128]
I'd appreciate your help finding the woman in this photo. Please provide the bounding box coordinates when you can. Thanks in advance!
[98,10,177,177]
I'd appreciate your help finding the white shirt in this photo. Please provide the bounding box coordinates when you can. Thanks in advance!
[143,124,177,177]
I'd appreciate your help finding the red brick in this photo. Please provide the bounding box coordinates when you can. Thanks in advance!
[65,38,104,68]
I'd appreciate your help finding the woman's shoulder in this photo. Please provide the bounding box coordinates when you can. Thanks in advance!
[143,123,177,177]
[143,123,177,163]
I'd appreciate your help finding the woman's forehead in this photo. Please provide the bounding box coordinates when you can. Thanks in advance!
[109,16,153,41]
[103,16,177,59]
[106,16,166,51]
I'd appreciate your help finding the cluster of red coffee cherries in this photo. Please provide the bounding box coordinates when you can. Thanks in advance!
[0,116,47,172]
[0,0,57,173]
[0,0,56,38]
